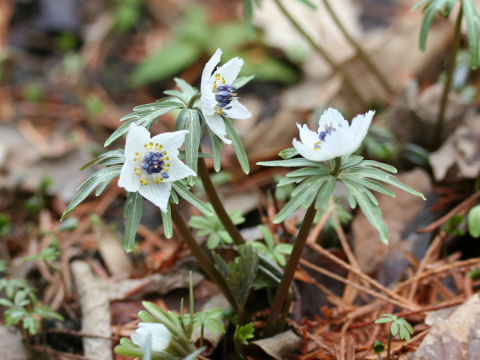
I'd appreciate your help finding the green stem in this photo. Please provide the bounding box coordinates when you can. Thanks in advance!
[322,0,395,95]
[332,157,342,177]
[273,0,368,108]
[264,203,317,336]
[386,333,392,360]
[197,157,246,246]
[170,205,239,313]
[434,4,463,148]
[187,93,201,109]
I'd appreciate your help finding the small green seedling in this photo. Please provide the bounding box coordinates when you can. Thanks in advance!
[375,314,414,360]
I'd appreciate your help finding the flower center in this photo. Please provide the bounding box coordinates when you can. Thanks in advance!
[214,84,237,110]
[142,151,166,174]
[314,123,337,150]
[213,74,237,115]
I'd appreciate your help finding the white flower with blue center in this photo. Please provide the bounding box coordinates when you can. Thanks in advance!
[131,322,172,352]
[118,124,196,212]
[293,108,375,162]
[200,48,251,144]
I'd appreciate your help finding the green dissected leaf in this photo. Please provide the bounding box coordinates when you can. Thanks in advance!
[357,159,397,173]
[105,101,181,147]
[242,56,299,84]
[278,147,299,159]
[286,167,331,178]
[130,41,202,86]
[224,117,250,174]
[234,323,255,345]
[181,109,202,184]
[80,149,125,170]
[161,205,173,239]
[189,204,245,249]
[342,180,389,243]
[123,192,143,252]
[253,226,292,266]
[391,321,399,336]
[258,158,318,168]
[207,128,223,172]
[183,347,207,360]
[468,205,480,238]
[416,0,455,51]
[345,166,425,200]
[61,166,122,220]
[5,306,27,326]
[213,245,259,309]
[171,182,212,216]
[373,340,385,353]
[274,177,322,223]
[277,176,303,187]
[23,315,39,335]
[114,338,144,358]
[33,305,63,321]
[22,243,60,262]
[233,75,255,89]
[340,155,364,170]
[314,175,336,209]
[0,298,13,307]
[173,77,198,103]
[462,0,480,68]
[183,308,226,336]
[340,174,396,198]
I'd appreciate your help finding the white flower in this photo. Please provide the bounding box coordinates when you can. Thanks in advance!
[131,322,172,352]
[118,124,196,212]
[200,48,251,144]
[293,108,375,162]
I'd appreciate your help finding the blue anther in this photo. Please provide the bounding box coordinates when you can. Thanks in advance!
[142,151,166,174]
[214,82,237,111]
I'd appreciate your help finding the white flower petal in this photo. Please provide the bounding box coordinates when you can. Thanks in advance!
[293,109,375,162]
[150,130,188,155]
[348,110,375,150]
[131,323,172,353]
[320,129,355,158]
[225,100,251,119]
[164,156,196,182]
[204,113,232,144]
[125,124,150,158]
[118,160,140,192]
[298,123,319,145]
[293,138,332,162]
[216,57,244,84]
[200,94,216,116]
[138,181,172,212]
[318,108,348,130]
[201,48,222,91]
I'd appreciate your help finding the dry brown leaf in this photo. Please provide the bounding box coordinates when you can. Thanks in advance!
[412,294,480,360]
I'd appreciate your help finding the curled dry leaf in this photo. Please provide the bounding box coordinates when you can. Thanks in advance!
[430,114,480,181]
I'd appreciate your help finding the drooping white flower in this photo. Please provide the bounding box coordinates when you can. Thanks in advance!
[200,48,251,144]
[118,124,196,212]
[131,322,172,353]
[293,108,375,162]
